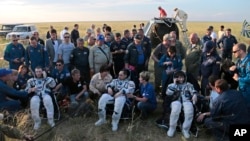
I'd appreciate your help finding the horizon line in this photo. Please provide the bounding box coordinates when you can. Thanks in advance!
[0,20,244,24]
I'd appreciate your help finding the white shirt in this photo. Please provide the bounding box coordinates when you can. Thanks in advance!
[209,90,220,109]
[53,40,59,62]
[210,31,217,40]
[60,29,68,41]
[174,9,188,19]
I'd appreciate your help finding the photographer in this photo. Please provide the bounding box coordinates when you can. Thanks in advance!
[95,69,135,132]
[25,66,56,130]
[159,46,182,99]
[166,71,197,139]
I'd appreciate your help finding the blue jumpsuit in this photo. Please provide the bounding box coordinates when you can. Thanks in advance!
[4,43,25,70]
[25,44,49,71]
[0,80,28,112]
[236,54,250,109]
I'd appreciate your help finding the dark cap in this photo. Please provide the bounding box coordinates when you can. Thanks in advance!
[0,68,12,77]
[97,34,105,41]
[134,34,142,40]
[204,41,214,53]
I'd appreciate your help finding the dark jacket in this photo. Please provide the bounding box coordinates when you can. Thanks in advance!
[210,89,250,125]
[124,43,147,67]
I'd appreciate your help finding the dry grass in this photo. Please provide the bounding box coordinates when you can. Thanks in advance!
[1,20,247,141]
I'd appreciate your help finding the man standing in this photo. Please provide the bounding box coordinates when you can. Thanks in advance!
[110,33,127,77]
[169,31,186,60]
[138,28,152,70]
[121,29,132,48]
[4,34,25,70]
[87,36,96,48]
[70,38,90,83]
[60,26,69,41]
[185,33,203,80]
[151,34,172,94]
[217,28,238,60]
[46,29,62,71]
[71,24,80,47]
[58,32,75,71]
[89,35,113,75]
[230,43,250,110]
[200,41,221,96]
[124,34,147,89]
[25,36,50,72]
[33,31,45,46]
[173,8,188,32]
[218,25,225,40]
[158,6,167,18]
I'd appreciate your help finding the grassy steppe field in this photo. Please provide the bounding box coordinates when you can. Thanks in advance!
[0,21,248,141]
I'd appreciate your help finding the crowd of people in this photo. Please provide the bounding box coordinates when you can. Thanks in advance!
[0,21,250,141]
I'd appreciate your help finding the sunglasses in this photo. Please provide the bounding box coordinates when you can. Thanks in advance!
[13,40,18,42]
[232,50,239,54]
[56,64,62,66]
[64,36,70,38]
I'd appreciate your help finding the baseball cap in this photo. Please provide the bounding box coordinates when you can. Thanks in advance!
[0,68,12,77]
[204,41,214,53]
[134,34,142,40]
[97,34,105,41]
[86,28,92,33]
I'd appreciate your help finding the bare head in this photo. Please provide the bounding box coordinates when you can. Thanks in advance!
[189,33,199,44]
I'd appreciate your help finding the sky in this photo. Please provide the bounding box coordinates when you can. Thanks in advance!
[0,0,249,23]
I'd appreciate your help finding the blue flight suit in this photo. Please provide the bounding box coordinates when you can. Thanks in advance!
[204,89,250,141]
[159,54,182,96]
[0,80,28,112]
[15,73,32,90]
[236,54,250,109]
[51,68,70,84]
[4,43,25,70]
[25,44,50,71]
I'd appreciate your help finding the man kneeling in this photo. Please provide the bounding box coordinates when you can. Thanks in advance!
[26,66,57,130]
[95,69,135,131]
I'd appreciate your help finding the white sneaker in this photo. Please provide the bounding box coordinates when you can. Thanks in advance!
[167,127,175,137]
[95,119,106,126]
[34,121,41,130]
[112,124,118,132]
[48,119,55,127]
[182,130,190,139]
